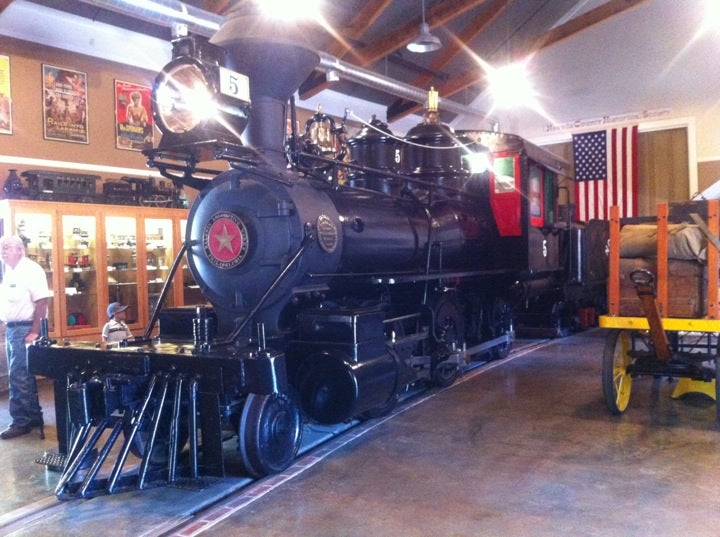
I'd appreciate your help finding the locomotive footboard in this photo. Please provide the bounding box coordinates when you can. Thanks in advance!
[28,339,301,499]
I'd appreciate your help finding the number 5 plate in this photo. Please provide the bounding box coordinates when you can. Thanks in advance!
[219,66,250,103]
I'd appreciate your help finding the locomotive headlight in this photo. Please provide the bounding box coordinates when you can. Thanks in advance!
[151,35,251,153]
[155,62,216,134]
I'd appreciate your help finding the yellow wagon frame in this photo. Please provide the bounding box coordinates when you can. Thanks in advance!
[598,201,720,412]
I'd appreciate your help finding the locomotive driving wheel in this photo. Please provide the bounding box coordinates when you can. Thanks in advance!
[430,293,465,387]
[238,392,303,478]
[602,330,634,415]
[486,297,513,360]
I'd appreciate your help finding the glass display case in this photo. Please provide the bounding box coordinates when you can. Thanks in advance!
[1,200,191,341]
[145,217,174,313]
[180,218,205,306]
[106,215,139,325]
[62,214,98,332]
[7,208,56,333]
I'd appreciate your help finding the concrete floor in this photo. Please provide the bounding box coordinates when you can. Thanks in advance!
[2,329,720,536]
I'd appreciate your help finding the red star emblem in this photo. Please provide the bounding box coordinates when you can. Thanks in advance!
[207,218,242,263]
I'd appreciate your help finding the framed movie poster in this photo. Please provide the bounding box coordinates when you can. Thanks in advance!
[115,80,153,151]
[0,55,11,135]
[42,64,88,143]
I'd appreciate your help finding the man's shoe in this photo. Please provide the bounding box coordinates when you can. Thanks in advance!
[28,417,44,427]
[0,424,32,439]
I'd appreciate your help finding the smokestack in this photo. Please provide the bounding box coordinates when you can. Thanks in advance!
[210,5,321,166]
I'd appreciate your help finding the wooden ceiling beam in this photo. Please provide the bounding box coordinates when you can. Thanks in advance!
[389,0,649,123]
[301,0,486,102]
[300,0,394,100]
[387,0,509,122]
[199,1,234,16]
[532,0,648,50]
[349,0,487,67]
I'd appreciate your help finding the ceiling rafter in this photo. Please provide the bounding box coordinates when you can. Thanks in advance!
[299,0,487,101]
[299,0,394,100]
[331,0,394,51]
[347,0,487,67]
[199,1,234,16]
[387,0,510,122]
[388,0,649,123]
[532,0,648,50]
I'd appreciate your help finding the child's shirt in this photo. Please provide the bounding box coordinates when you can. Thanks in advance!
[102,318,132,342]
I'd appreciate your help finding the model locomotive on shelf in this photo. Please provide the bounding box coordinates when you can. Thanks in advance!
[2,168,187,208]
[28,7,606,499]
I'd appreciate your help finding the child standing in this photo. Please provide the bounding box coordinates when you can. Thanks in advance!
[102,302,133,343]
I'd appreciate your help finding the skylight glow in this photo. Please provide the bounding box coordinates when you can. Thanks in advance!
[255,0,323,22]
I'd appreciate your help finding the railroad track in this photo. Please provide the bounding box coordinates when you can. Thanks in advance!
[0,338,553,537]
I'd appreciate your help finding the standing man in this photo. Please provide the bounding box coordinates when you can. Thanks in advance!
[0,235,52,439]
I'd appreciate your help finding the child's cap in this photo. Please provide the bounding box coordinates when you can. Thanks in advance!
[107,302,129,318]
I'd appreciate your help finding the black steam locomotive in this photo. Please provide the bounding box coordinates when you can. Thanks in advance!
[28,9,604,499]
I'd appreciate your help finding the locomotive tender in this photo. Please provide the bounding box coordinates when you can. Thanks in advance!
[28,6,602,499]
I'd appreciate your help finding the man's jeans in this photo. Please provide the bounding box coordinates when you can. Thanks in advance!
[5,325,42,427]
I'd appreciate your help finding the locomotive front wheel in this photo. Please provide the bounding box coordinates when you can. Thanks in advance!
[238,392,303,478]
[602,330,634,415]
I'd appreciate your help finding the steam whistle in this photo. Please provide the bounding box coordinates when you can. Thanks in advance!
[423,87,440,125]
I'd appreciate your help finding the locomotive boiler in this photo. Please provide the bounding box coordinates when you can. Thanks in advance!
[27,6,603,499]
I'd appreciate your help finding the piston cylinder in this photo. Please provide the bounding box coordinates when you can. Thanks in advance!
[295,350,398,424]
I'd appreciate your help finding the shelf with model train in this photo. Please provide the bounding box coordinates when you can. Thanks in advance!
[2,168,189,208]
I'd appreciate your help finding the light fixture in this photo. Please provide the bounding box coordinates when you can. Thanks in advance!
[152,35,251,153]
[487,61,536,109]
[407,0,441,53]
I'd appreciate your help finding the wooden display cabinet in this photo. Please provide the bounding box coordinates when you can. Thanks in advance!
[4,206,57,333]
[179,218,206,307]
[62,213,99,337]
[0,199,200,341]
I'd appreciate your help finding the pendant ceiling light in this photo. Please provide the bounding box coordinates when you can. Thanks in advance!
[406,0,441,53]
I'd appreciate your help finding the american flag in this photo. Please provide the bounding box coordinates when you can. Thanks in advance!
[573,125,638,221]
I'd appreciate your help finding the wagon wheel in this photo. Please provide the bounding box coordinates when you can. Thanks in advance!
[430,293,465,387]
[602,330,634,415]
[238,392,303,478]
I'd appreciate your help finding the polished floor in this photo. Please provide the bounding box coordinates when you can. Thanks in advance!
[2,329,720,536]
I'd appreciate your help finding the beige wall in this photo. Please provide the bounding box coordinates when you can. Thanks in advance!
[0,36,158,185]
[698,160,720,194]
[0,35,358,204]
